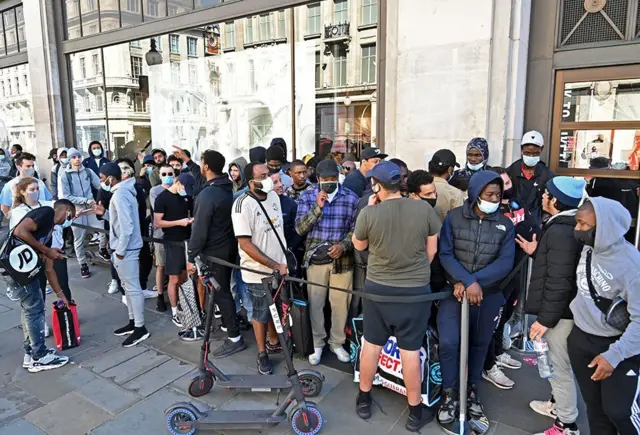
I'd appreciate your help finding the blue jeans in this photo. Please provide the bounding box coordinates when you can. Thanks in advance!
[437,290,503,390]
[231,268,253,322]
[15,279,47,359]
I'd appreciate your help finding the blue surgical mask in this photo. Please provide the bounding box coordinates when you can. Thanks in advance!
[145,167,153,175]
[477,198,500,214]
[60,157,69,165]
[100,182,111,192]
[61,218,73,229]
[523,155,540,167]
[0,155,5,161]
[178,189,187,197]
[467,161,484,171]
[92,149,102,157]
[161,175,174,185]
[21,168,35,177]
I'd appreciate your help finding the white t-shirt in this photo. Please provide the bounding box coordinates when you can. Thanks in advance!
[232,191,287,284]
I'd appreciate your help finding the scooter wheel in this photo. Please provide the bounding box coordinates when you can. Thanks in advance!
[188,375,213,397]
[290,406,323,435]
[166,407,197,435]
[299,374,323,398]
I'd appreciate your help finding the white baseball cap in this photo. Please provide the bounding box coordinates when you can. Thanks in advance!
[521,130,544,148]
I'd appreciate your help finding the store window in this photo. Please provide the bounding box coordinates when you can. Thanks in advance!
[361,0,377,25]
[307,3,321,35]
[551,66,640,178]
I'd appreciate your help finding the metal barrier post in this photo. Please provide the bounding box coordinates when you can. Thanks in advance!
[512,257,534,353]
[456,293,472,435]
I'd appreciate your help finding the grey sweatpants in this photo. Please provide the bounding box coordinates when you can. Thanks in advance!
[546,319,579,424]
[113,250,145,327]
[71,214,105,265]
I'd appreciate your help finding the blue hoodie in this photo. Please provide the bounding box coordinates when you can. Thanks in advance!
[439,171,515,292]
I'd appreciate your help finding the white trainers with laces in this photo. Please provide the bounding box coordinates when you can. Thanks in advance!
[308,347,323,366]
[28,349,69,373]
[530,399,557,419]
[496,352,522,369]
[331,346,351,363]
[143,289,158,299]
[108,279,120,294]
[482,364,515,389]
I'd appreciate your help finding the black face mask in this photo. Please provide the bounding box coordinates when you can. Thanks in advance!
[268,165,281,175]
[502,188,513,200]
[421,197,438,208]
[574,227,596,247]
[320,182,338,194]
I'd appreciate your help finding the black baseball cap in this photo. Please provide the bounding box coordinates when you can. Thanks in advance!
[431,149,460,169]
[316,159,340,178]
[48,149,58,159]
[361,146,388,160]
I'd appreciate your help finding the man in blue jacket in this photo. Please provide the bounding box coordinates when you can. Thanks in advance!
[82,141,110,176]
[437,171,515,429]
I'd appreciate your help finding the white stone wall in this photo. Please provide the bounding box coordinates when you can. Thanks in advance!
[384,0,531,169]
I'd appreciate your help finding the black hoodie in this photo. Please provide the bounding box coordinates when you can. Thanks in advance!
[188,174,237,262]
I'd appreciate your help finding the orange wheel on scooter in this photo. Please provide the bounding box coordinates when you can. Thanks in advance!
[290,406,323,435]
[188,374,213,397]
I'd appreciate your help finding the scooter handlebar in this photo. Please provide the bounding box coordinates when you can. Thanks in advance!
[194,257,222,291]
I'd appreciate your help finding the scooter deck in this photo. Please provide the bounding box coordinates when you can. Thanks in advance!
[217,373,292,392]
[194,410,286,430]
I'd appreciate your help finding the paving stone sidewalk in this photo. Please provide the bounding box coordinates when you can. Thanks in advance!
[0,261,590,435]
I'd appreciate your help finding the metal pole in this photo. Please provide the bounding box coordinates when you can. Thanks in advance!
[459,294,469,435]
[635,199,640,249]
[289,7,296,160]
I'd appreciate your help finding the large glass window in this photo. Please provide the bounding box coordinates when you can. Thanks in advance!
[361,0,377,25]
[121,0,143,27]
[332,43,347,87]
[551,66,640,178]
[259,15,272,41]
[334,0,348,23]
[0,64,35,152]
[224,22,235,49]
[361,44,376,84]
[307,3,321,34]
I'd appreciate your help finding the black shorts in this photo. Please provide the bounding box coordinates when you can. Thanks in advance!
[362,280,432,351]
[164,244,187,276]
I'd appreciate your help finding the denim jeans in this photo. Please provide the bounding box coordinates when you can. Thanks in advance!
[231,267,253,321]
[15,278,47,359]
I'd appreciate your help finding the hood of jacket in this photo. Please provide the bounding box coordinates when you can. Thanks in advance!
[113,176,137,196]
[590,196,631,255]
[546,208,577,225]
[210,174,234,192]
[270,137,287,157]
[57,147,69,159]
[229,156,248,181]
[249,146,266,163]
[465,170,503,211]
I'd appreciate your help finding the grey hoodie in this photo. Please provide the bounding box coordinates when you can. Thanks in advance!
[59,164,101,205]
[570,196,640,368]
[103,177,143,256]
[229,156,247,193]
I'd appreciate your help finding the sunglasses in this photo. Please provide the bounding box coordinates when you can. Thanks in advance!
[160,172,174,176]
[343,167,352,172]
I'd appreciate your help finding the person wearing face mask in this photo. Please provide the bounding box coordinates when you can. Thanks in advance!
[82,141,110,177]
[343,147,388,198]
[428,149,465,223]
[436,171,515,429]
[59,148,103,279]
[148,148,168,188]
[565,198,640,435]
[295,159,360,366]
[265,144,293,190]
[506,130,554,227]
[449,137,490,188]
[137,154,155,195]
[50,148,68,201]
[8,144,23,178]
[11,199,77,372]
[154,173,194,328]
[1,152,52,220]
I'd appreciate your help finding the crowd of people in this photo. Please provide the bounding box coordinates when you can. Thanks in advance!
[1,131,638,435]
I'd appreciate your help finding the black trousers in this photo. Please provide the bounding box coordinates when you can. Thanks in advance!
[568,326,640,435]
[52,258,72,301]
[206,245,239,339]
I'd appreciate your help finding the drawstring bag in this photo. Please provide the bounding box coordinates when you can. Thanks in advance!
[52,301,81,350]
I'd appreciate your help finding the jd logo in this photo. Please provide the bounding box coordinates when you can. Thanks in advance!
[9,245,38,273]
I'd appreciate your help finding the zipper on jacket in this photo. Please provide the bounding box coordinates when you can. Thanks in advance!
[472,219,483,273]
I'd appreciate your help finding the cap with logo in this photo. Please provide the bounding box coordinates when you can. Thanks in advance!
[361,146,388,160]
[366,161,402,185]
[315,159,340,178]
[521,130,544,148]
[430,149,460,169]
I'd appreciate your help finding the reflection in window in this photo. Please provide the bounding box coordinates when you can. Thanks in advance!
[131,56,143,78]
[148,1,159,16]
[80,57,87,78]
[361,0,378,25]
[334,0,348,23]
[87,0,97,11]
[315,52,321,88]
[167,0,192,16]
[126,0,140,12]
[171,61,180,83]
[0,64,35,151]
[563,80,640,122]
[558,129,640,170]
[16,6,25,51]
[170,35,180,53]
[92,54,101,75]
[361,44,376,84]
[332,43,347,87]
[224,22,235,49]
[4,10,17,55]
[307,3,321,34]
[187,37,197,56]
[121,0,143,27]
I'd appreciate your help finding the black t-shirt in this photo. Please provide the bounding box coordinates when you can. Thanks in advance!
[154,190,193,241]
[23,207,55,247]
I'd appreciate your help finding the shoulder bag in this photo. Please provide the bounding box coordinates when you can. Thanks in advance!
[586,249,630,331]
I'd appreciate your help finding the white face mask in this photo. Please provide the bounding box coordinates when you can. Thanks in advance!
[523,155,540,167]
[92,148,102,157]
[477,198,499,214]
[256,177,273,194]
[60,157,69,165]
[467,161,484,171]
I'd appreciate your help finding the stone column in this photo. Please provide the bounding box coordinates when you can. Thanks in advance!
[22,0,65,183]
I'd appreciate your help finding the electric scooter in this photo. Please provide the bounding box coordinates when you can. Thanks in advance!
[165,257,325,435]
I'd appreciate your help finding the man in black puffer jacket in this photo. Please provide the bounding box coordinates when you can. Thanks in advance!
[437,171,515,428]
[517,176,585,435]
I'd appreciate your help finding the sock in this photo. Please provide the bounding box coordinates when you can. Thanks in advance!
[171,306,178,316]
[228,335,241,343]
[357,389,371,403]
[409,404,423,419]
[557,419,578,430]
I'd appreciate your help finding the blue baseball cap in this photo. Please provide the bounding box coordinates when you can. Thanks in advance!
[546,176,585,208]
[177,173,195,196]
[366,161,402,185]
[142,155,154,165]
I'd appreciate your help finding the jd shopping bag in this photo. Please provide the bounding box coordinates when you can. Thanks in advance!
[52,301,81,350]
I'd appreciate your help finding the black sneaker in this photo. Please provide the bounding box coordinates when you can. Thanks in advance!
[81,263,90,279]
[97,248,110,262]
[467,384,484,418]
[211,337,247,359]
[113,320,135,336]
[406,404,436,432]
[257,352,272,375]
[156,297,167,312]
[356,391,372,420]
[266,341,282,354]
[437,388,458,425]
[122,326,150,347]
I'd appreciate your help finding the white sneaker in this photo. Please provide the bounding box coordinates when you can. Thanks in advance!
[28,349,69,373]
[530,399,557,419]
[143,289,158,299]
[496,352,522,370]
[121,295,128,306]
[44,323,51,338]
[331,346,351,363]
[308,347,323,366]
[22,354,32,368]
[108,280,120,294]
[482,364,514,389]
